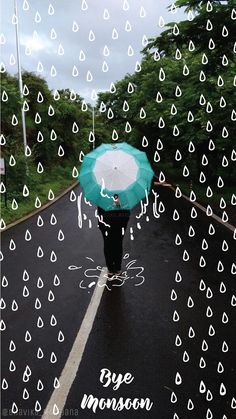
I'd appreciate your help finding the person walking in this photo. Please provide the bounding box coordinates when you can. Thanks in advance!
[79,142,154,278]
[97,194,130,277]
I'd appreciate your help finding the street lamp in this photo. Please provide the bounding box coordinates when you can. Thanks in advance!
[87,105,95,150]
[92,106,95,149]
[14,0,28,155]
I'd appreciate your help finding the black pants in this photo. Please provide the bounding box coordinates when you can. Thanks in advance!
[98,215,129,273]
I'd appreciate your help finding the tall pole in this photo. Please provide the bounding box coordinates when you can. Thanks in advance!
[14,0,28,156]
[92,107,95,149]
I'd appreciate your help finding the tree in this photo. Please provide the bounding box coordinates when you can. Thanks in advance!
[0,70,96,200]
[97,0,236,182]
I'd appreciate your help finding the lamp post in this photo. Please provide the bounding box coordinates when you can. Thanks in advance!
[14,0,28,156]
[92,106,95,149]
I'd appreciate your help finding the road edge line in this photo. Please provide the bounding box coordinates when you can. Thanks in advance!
[3,182,235,233]
[169,185,235,232]
[41,268,108,419]
[1,181,78,233]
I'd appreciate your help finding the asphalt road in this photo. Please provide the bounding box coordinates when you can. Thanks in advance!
[1,185,236,419]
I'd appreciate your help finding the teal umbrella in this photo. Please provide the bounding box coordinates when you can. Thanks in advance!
[79,142,154,211]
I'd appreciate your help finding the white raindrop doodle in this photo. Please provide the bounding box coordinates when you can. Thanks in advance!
[1,1,235,418]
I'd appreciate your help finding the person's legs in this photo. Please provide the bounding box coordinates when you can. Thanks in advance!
[112,216,130,272]
[98,223,113,272]
[104,231,116,273]
[98,212,130,274]
[100,226,123,273]
[112,228,123,272]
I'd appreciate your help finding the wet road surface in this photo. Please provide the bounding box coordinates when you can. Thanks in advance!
[1,185,236,419]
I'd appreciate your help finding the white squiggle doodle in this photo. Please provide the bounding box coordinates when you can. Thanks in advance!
[69,256,145,291]
[143,188,149,214]
[124,259,145,286]
[98,261,145,290]
[84,267,103,279]
[83,265,113,291]
[100,177,112,199]
[95,208,111,228]
[136,188,148,219]
[152,190,160,219]
[135,201,144,219]
[86,257,95,262]
[84,197,92,206]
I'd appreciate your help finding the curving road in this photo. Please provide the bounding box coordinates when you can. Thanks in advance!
[1,185,236,419]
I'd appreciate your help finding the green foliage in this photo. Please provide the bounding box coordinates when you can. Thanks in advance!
[1,163,75,225]
[0,70,95,216]
[97,0,236,183]
[1,72,22,137]
[1,0,235,225]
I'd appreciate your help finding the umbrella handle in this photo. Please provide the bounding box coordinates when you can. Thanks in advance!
[113,196,121,207]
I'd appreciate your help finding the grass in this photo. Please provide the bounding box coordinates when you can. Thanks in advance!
[156,162,234,201]
[175,180,234,208]
[1,163,77,226]
[155,161,236,225]
[1,159,235,228]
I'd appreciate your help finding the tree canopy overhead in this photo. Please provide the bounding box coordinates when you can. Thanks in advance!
[1,0,235,202]
[97,0,235,184]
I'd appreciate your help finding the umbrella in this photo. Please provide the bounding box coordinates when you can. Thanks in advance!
[79,142,154,210]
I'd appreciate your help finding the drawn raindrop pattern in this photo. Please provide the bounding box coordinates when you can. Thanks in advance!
[0,1,235,418]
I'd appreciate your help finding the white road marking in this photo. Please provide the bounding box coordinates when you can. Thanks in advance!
[41,268,108,418]
[169,186,235,232]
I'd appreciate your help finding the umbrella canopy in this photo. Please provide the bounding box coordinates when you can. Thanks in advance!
[79,142,154,210]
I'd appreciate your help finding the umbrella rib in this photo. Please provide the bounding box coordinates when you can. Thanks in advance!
[80,143,153,210]
[115,153,133,169]
[108,169,117,191]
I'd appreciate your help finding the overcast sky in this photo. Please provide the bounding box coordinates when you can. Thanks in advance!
[1,0,186,103]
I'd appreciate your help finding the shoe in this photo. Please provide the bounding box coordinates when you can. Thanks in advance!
[108,272,123,287]
[113,271,122,278]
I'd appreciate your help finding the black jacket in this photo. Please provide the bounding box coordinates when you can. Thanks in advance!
[97,206,130,224]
